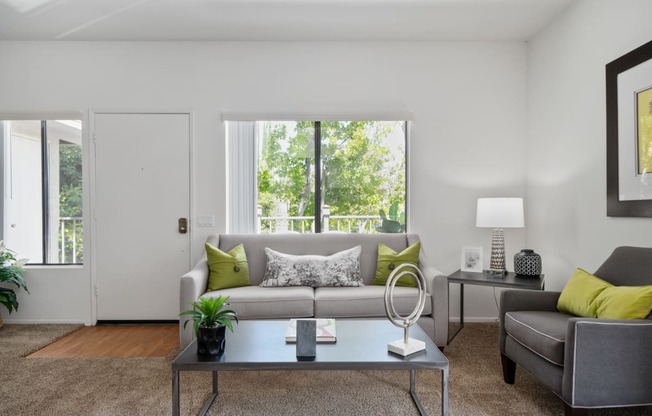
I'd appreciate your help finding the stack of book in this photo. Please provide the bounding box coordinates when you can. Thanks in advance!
[285,318,337,343]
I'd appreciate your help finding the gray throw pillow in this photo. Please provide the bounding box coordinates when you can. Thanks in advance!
[260,246,363,287]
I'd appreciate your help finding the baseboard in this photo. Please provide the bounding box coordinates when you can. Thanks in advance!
[97,320,178,325]
[2,319,91,325]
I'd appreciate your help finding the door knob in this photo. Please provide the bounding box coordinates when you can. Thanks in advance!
[178,218,188,234]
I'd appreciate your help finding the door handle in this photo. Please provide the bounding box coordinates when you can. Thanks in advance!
[178,218,188,234]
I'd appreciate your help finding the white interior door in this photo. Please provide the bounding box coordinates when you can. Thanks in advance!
[93,112,190,320]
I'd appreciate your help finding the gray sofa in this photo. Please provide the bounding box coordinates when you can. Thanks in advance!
[180,233,448,349]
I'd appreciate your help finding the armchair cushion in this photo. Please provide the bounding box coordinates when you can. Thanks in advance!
[594,285,652,319]
[556,268,611,317]
[504,311,571,366]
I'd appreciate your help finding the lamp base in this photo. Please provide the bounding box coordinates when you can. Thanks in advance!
[388,338,426,356]
[490,228,506,272]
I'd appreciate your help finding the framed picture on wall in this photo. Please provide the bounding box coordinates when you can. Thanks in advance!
[461,246,483,273]
[606,40,652,217]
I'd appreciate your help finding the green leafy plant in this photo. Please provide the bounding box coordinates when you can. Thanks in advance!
[375,201,406,233]
[0,241,29,314]
[180,296,238,337]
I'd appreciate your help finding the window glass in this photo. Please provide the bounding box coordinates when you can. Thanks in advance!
[253,120,406,234]
[2,119,83,264]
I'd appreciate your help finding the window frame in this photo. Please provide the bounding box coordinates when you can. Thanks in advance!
[228,117,412,233]
[1,115,84,265]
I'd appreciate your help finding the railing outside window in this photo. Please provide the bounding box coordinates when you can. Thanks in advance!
[257,206,380,234]
[59,217,83,264]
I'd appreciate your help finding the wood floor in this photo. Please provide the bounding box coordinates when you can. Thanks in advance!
[26,325,179,358]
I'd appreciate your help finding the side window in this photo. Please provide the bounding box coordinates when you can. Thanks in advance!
[1,120,83,264]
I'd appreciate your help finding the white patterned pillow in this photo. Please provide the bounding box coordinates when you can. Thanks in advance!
[260,246,363,287]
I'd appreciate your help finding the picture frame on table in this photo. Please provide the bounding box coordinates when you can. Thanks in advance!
[461,246,483,273]
[606,40,652,217]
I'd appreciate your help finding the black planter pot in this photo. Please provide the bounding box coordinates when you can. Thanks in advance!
[197,324,226,356]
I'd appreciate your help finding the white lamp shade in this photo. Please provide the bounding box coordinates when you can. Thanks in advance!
[476,198,524,228]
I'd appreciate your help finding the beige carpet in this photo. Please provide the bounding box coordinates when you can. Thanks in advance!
[0,323,650,416]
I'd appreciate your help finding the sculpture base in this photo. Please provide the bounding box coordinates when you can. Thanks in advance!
[388,338,426,356]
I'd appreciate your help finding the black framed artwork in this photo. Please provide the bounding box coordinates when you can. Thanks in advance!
[606,40,652,217]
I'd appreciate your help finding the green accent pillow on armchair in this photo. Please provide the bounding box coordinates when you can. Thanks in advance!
[371,242,420,287]
[556,268,611,317]
[206,243,250,291]
[594,285,652,319]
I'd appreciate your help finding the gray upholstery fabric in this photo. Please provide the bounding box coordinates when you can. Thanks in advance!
[203,286,314,319]
[504,337,564,396]
[218,233,411,286]
[180,233,448,349]
[499,289,561,350]
[504,311,570,366]
[594,246,652,286]
[314,286,432,317]
[499,246,652,412]
[563,318,652,407]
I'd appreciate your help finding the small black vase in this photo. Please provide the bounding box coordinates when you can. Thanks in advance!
[197,325,226,356]
[514,249,542,276]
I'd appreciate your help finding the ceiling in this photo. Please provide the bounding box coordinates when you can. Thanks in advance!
[0,0,575,42]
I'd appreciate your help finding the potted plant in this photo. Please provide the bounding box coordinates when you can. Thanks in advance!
[180,295,238,356]
[0,241,29,328]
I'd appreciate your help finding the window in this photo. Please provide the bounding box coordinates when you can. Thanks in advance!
[227,119,407,234]
[1,119,83,264]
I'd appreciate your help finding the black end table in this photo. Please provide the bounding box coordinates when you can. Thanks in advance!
[447,270,545,343]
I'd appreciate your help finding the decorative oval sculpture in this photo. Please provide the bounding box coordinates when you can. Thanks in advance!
[384,263,427,356]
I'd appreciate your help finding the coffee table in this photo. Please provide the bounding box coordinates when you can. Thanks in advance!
[172,319,449,416]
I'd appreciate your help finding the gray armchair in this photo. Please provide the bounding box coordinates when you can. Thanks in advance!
[499,246,652,416]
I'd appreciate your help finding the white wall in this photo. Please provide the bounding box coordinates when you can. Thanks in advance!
[527,0,652,291]
[0,41,527,323]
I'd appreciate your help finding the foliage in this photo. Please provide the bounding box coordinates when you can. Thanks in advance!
[58,145,83,263]
[376,201,406,233]
[257,121,406,231]
[0,242,29,313]
[180,296,238,337]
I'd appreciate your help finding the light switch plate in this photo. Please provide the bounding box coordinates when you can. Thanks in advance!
[197,215,214,227]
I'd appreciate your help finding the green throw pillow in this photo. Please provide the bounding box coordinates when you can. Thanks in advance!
[594,285,652,319]
[206,243,250,291]
[557,268,611,317]
[371,242,420,287]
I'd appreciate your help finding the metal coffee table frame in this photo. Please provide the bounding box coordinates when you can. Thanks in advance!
[172,320,449,416]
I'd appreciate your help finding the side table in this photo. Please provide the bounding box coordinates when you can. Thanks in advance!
[447,269,545,343]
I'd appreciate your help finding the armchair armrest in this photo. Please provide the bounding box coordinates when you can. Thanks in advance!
[179,256,209,349]
[418,248,448,347]
[499,289,561,350]
[562,318,652,407]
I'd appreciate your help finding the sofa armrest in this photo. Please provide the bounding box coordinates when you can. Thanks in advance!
[179,256,209,349]
[562,318,652,407]
[418,249,448,347]
[499,289,561,350]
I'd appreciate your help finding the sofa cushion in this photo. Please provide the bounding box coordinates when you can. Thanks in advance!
[504,311,571,366]
[314,286,431,318]
[216,233,413,285]
[371,242,420,287]
[260,246,363,288]
[206,242,250,291]
[203,286,314,319]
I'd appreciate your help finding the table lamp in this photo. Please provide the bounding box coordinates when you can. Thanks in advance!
[476,198,524,277]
